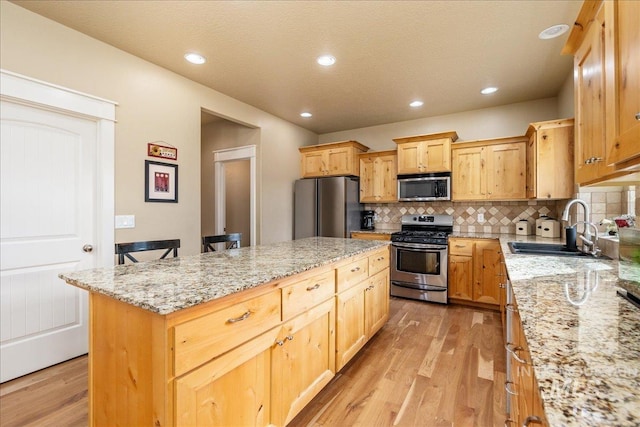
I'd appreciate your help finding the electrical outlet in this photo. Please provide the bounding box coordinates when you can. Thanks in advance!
[478,213,485,223]
[115,215,135,229]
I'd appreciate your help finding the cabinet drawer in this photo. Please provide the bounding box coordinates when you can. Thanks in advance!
[282,270,335,320]
[449,239,473,256]
[173,291,281,376]
[368,247,390,276]
[336,256,369,293]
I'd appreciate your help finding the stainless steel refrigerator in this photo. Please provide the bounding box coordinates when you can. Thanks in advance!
[294,177,361,239]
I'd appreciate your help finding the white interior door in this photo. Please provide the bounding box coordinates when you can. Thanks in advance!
[0,72,113,382]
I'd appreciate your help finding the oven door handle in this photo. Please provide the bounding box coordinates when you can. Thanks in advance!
[392,242,447,251]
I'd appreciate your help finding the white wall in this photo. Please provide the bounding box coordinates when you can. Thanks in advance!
[1,2,317,254]
[557,73,575,119]
[319,98,560,150]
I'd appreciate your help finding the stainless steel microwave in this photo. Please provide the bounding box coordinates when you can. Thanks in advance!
[397,172,451,201]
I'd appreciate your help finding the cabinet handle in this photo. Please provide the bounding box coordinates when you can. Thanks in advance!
[505,343,528,364]
[227,311,251,323]
[455,244,466,248]
[351,266,361,272]
[523,416,543,426]
[499,283,506,289]
[286,335,294,341]
[593,157,603,163]
[276,339,285,346]
[504,419,515,426]
[506,304,518,313]
[376,256,385,261]
[306,283,321,291]
[276,335,294,346]
[365,285,375,291]
[504,381,518,396]
[635,112,640,121]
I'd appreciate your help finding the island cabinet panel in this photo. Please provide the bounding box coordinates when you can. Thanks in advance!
[89,293,170,427]
[335,249,391,371]
[271,298,336,426]
[281,269,335,320]
[175,327,279,427]
[173,290,281,376]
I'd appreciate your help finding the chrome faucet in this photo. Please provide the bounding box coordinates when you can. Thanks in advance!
[561,198,600,256]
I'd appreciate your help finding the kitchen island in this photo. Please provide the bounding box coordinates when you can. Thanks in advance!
[60,237,390,427]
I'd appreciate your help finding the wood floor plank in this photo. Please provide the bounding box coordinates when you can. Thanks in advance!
[0,298,506,427]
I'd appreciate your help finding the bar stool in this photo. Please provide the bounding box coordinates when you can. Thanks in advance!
[202,233,242,252]
[115,239,180,265]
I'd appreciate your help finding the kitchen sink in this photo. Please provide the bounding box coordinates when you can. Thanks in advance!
[507,241,608,258]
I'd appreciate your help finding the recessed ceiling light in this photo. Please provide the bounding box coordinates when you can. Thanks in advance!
[538,24,570,40]
[300,112,313,118]
[481,87,498,95]
[409,101,424,108]
[317,55,336,66]
[184,52,206,65]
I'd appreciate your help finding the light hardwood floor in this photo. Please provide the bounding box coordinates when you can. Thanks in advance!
[0,297,505,427]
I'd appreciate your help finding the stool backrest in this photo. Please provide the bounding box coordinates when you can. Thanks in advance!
[202,233,242,252]
[115,239,180,264]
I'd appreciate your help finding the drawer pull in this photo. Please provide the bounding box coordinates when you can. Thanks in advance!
[286,335,294,341]
[376,256,385,261]
[506,304,518,313]
[504,419,515,427]
[276,335,294,347]
[306,283,321,291]
[351,266,361,272]
[505,343,527,364]
[504,381,518,396]
[226,311,251,324]
[276,339,285,346]
[523,416,543,426]
[455,244,466,248]
[365,285,375,291]
[635,112,640,121]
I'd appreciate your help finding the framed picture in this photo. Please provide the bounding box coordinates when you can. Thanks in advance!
[145,160,178,203]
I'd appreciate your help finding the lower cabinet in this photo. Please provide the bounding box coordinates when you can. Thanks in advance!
[506,283,547,426]
[448,238,505,309]
[336,268,390,371]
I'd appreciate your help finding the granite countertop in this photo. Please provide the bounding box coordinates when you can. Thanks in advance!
[59,237,389,315]
[492,234,640,427]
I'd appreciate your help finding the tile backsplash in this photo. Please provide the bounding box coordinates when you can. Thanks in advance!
[366,200,565,234]
[367,185,638,235]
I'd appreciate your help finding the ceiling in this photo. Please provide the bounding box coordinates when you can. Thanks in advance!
[12,1,582,135]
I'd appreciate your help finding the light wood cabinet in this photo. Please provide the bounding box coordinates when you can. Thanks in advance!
[359,150,397,203]
[448,238,504,308]
[271,299,336,426]
[452,137,527,201]
[506,285,548,427]
[604,0,640,170]
[565,0,640,185]
[335,248,390,370]
[350,231,392,241]
[85,246,389,427]
[393,131,458,174]
[299,140,369,178]
[525,119,575,200]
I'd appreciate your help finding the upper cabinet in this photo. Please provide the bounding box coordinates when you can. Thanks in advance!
[300,140,369,178]
[525,118,575,200]
[452,136,527,201]
[604,0,640,169]
[564,0,640,185]
[359,150,397,203]
[393,131,458,174]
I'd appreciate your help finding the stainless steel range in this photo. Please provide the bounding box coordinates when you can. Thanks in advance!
[390,214,453,304]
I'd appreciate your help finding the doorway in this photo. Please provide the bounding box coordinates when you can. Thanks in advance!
[200,111,258,248]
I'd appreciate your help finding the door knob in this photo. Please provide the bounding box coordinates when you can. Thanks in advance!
[82,244,94,253]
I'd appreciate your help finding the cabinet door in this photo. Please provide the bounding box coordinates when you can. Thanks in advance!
[359,156,376,202]
[271,299,335,426]
[448,254,473,300]
[175,328,279,427]
[374,154,398,202]
[423,138,451,172]
[574,6,614,184]
[301,150,328,177]
[536,126,575,199]
[473,240,502,306]
[335,280,367,371]
[397,141,423,174]
[365,269,389,338]
[452,146,485,200]
[327,147,354,176]
[486,142,526,200]
[606,0,640,166]
[526,132,537,199]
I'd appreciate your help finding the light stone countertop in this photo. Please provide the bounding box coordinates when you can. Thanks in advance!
[59,237,389,315]
[488,233,639,427]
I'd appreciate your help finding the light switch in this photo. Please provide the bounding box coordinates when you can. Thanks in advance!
[477,213,485,223]
[115,215,135,229]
